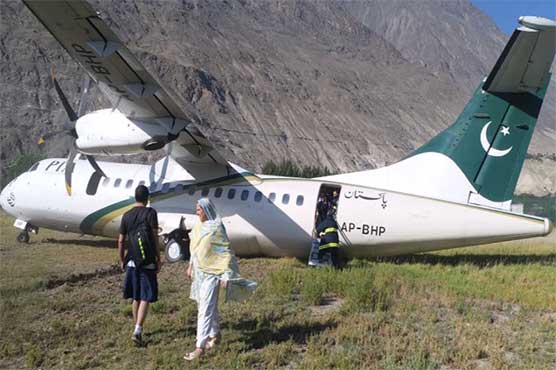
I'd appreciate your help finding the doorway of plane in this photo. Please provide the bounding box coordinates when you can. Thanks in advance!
[314,184,341,227]
[309,184,341,266]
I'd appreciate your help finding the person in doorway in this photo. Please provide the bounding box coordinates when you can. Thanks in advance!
[329,190,339,217]
[118,185,161,346]
[316,194,329,225]
[316,212,340,268]
[184,198,256,361]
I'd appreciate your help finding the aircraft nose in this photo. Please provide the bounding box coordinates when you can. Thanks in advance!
[0,179,17,213]
[0,185,8,211]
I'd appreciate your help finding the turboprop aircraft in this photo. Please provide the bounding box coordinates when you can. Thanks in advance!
[2,0,554,262]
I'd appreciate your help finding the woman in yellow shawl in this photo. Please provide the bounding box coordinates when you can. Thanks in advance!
[184,198,256,361]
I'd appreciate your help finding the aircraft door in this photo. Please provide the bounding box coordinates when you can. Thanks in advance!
[314,184,342,228]
[309,184,343,266]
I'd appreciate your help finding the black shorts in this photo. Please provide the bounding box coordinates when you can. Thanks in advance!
[123,266,158,302]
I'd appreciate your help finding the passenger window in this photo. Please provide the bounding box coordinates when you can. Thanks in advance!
[125,179,134,189]
[269,193,276,203]
[296,195,304,206]
[228,188,236,199]
[162,183,170,193]
[114,178,122,188]
[241,190,249,201]
[254,191,262,202]
[214,187,223,198]
[282,194,290,204]
[102,177,111,187]
[201,188,210,197]
[175,184,184,193]
[138,180,145,187]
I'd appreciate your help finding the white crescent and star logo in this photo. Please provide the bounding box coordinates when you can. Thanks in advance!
[480,121,513,157]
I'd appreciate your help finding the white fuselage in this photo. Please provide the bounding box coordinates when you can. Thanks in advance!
[0,157,551,258]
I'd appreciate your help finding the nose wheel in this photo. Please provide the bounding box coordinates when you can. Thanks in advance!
[17,231,30,243]
[14,220,38,243]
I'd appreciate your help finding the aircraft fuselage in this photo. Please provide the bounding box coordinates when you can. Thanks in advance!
[1,158,551,258]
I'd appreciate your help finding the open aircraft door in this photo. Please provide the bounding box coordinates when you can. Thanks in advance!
[308,183,342,266]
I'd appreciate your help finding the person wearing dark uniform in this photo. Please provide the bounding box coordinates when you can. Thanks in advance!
[316,195,329,226]
[316,214,340,268]
[329,190,339,217]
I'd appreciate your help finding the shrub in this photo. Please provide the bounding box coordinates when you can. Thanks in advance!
[262,159,334,178]
[341,269,396,313]
[257,266,301,299]
[25,345,44,368]
[300,275,327,305]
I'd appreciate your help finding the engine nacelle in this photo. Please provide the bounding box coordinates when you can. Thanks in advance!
[75,109,178,155]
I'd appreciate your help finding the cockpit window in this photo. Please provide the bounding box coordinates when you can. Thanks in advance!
[28,162,40,172]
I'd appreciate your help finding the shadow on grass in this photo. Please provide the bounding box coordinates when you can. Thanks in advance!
[42,238,116,249]
[372,254,556,268]
[232,318,337,350]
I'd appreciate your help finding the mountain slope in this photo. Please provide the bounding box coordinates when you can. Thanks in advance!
[0,0,553,195]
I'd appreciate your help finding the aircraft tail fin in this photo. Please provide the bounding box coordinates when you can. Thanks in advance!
[409,16,555,205]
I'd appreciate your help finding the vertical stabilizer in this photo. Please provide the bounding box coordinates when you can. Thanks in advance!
[410,16,555,205]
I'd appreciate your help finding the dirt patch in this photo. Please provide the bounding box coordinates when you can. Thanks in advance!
[308,295,344,316]
[44,265,121,289]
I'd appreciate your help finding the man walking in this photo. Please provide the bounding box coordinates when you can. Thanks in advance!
[118,185,161,346]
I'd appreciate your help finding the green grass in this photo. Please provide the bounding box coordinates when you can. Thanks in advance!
[1,212,555,369]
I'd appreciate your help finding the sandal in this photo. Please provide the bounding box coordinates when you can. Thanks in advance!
[205,334,221,350]
[184,348,203,361]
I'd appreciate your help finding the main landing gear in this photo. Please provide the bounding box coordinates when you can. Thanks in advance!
[162,217,191,263]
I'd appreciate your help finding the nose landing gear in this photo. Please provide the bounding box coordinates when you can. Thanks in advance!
[17,231,30,243]
[14,220,39,244]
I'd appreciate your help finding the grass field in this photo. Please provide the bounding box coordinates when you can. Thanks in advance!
[1,213,555,370]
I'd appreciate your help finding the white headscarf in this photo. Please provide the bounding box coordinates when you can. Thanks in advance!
[197,197,226,237]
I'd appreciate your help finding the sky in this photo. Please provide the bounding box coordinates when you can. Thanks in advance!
[472,0,556,35]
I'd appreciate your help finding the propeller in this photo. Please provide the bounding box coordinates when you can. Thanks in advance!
[50,73,105,196]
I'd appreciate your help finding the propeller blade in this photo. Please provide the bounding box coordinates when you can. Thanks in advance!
[86,155,106,178]
[65,148,79,196]
[76,77,92,117]
[51,72,78,122]
[37,129,68,145]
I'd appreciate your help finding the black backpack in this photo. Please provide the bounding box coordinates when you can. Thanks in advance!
[127,219,157,268]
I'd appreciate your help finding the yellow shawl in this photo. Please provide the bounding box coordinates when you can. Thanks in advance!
[189,221,233,276]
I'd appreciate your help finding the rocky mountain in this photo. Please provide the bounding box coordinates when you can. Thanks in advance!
[0,0,554,195]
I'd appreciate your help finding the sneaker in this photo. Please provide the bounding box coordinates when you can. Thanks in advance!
[132,332,143,347]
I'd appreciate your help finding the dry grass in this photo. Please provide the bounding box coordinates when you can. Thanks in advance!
[1,213,555,369]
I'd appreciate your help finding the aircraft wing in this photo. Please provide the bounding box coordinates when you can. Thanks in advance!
[484,16,556,93]
[23,0,227,166]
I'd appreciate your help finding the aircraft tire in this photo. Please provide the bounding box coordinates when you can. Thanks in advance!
[164,238,185,263]
[17,231,29,243]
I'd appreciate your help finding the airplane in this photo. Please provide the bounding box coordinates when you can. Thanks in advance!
[1,0,554,263]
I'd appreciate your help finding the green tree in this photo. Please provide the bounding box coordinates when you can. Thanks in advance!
[262,159,333,178]
[1,153,45,188]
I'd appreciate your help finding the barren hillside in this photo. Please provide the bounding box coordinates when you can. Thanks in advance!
[1,0,554,194]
